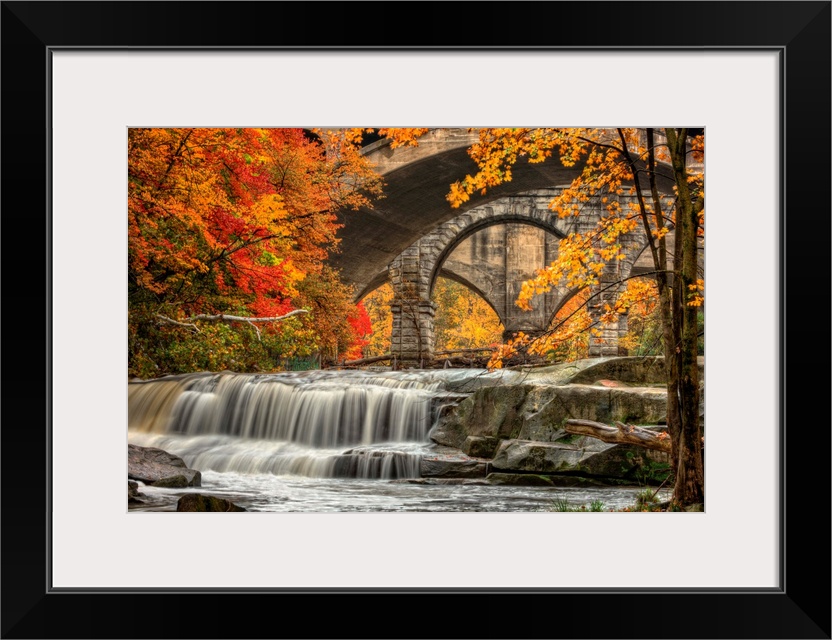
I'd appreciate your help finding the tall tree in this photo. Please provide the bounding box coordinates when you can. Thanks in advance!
[128,127,383,376]
[443,127,704,508]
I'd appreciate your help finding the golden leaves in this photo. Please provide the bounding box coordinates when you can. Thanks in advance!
[686,278,705,307]
[377,128,430,148]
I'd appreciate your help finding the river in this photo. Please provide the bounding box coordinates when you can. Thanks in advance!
[128,369,668,512]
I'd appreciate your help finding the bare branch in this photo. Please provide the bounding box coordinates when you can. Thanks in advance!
[154,315,201,333]
[155,309,309,335]
[182,310,309,323]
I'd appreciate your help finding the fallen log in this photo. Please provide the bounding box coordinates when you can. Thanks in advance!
[434,348,495,356]
[564,419,672,453]
[341,353,393,366]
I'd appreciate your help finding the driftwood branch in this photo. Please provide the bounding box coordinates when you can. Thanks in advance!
[155,309,309,337]
[434,348,495,356]
[564,419,671,453]
[341,353,393,366]
[153,316,201,333]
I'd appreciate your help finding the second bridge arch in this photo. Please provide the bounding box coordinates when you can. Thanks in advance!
[386,189,648,365]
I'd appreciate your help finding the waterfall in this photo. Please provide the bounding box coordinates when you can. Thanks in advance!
[128,370,454,480]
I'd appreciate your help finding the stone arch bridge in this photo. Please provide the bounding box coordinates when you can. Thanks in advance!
[325,129,683,365]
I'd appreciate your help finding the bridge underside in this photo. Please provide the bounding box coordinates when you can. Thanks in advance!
[329,130,686,367]
[331,134,675,301]
[382,190,649,366]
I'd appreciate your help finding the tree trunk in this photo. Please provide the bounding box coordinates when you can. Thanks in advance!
[665,128,705,507]
[646,128,682,479]
[564,419,671,453]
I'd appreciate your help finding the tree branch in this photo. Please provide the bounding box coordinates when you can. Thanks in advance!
[155,309,309,334]
[154,315,201,333]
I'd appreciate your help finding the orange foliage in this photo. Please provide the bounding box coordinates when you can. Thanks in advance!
[128,128,384,374]
[446,128,704,369]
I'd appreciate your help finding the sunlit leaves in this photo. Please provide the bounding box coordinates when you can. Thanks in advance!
[451,128,705,371]
[432,278,503,352]
[128,127,385,377]
[362,283,394,357]
[686,278,705,307]
[376,128,431,148]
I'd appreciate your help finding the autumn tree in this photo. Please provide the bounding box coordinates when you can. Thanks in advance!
[445,127,704,508]
[128,127,383,377]
[524,288,592,365]
[362,283,394,357]
[432,277,503,352]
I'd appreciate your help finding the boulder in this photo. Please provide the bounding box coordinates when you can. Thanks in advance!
[176,494,246,512]
[420,454,490,478]
[491,437,671,485]
[567,356,668,385]
[431,383,667,448]
[429,384,531,448]
[461,436,501,458]
[426,356,701,485]
[576,444,672,485]
[128,444,202,487]
[492,440,587,473]
[149,474,189,488]
[128,480,144,503]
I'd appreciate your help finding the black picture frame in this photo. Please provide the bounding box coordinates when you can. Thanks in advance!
[2,2,829,638]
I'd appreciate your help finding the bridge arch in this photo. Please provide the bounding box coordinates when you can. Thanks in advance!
[334,128,678,302]
[434,268,502,322]
[387,189,651,364]
[336,129,695,366]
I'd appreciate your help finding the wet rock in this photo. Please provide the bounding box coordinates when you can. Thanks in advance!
[492,440,587,473]
[128,444,202,487]
[576,441,672,485]
[490,435,671,485]
[485,472,621,487]
[567,356,669,385]
[429,384,531,448]
[519,355,704,387]
[431,383,668,448]
[461,435,501,458]
[176,494,246,512]
[420,455,490,478]
[128,480,144,503]
[150,474,189,488]
[438,369,525,393]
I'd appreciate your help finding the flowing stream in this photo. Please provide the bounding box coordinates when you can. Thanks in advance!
[128,369,666,512]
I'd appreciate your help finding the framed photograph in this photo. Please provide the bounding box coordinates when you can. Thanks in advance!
[3,1,829,638]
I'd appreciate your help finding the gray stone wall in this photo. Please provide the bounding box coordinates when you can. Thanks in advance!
[388,189,657,365]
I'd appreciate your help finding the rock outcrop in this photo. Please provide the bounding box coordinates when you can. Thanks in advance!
[424,356,687,486]
[128,444,202,487]
[430,383,667,449]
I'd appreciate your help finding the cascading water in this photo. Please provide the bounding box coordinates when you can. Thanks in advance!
[128,368,672,512]
[128,369,459,481]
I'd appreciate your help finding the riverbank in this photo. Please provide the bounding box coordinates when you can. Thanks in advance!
[127,357,701,512]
